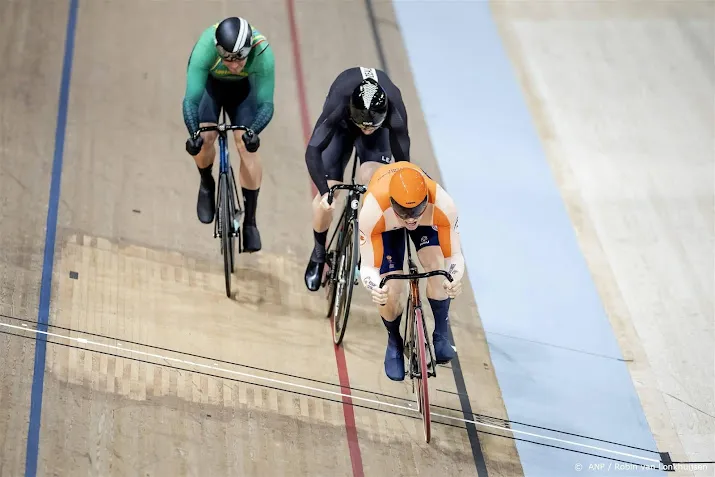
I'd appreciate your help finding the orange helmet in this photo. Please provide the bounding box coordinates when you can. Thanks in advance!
[389,167,428,219]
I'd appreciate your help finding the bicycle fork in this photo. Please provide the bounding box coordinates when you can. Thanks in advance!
[213,137,242,241]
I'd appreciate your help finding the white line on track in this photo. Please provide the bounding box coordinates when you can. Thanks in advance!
[0,320,661,465]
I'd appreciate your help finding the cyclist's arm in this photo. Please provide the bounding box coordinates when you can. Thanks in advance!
[248,44,275,135]
[182,36,215,136]
[434,185,465,283]
[358,194,385,291]
[305,100,345,196]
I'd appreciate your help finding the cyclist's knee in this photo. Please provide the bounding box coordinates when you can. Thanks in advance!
[358,160,383,184]
[381,274,406,309]
[233,131,257,158]
[418,247,443,270]
[417,246,448,297]
[199,129,218,146]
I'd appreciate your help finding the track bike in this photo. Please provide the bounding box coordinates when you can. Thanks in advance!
[379,230,454,443]
[193,111,251,298]
[322,152,367,345]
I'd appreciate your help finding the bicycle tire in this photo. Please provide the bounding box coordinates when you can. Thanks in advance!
[227,166,239,271]
[219,173,233,297]
[324,249,338,317]
[324,209,346,318]
[332,218,359,345]
[414,306,431,443]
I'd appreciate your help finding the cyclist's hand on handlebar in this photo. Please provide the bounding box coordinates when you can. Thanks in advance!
[371,284,389,305]
[186,135,203,156]
[443,278,462,299]
[319,192,335,211]
[242,128,260,153]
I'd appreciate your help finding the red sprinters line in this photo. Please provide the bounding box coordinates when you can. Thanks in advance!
[285,1,364,476]
[285,0,317,197]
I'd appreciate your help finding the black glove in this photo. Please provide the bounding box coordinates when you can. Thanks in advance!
[185,135,203,156]
[242,129,260,153]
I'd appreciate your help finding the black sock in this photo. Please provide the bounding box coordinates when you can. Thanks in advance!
[382,314,402,345]
[242,187,259,226]
[198,164,213,183]
[313,229,327,250]
[428,298,451,336]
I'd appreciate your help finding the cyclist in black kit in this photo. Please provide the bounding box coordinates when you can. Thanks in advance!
[304,66,412,292]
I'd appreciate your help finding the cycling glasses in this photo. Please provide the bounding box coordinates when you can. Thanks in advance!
[216,44,251,62]
[390,196,428,220]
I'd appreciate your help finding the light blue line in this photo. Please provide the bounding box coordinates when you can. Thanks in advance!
[391,1,664,474]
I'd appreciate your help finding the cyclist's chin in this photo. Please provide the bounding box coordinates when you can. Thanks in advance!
[223,60,247,74]
[403,220,419,231]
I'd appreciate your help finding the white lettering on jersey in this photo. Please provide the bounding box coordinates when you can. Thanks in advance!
[359,67,378,81]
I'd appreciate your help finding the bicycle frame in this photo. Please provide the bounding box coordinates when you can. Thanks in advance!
[380,234,452,373]
[324,151,364,254]
[194,111,248,240]
[192,111,248,297]
[322,151,368,344]
[379,233,453,442]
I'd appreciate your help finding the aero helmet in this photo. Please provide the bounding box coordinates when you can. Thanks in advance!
[349,78,388,128]
[215,17,253,61]
[389,168,428,220]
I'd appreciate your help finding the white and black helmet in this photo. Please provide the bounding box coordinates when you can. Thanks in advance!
[215,17,253,61]
[349,78,388,128]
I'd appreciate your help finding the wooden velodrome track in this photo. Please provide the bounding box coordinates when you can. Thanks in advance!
[0,0,524,475]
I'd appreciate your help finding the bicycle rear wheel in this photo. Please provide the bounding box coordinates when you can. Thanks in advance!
[219,173,234,297]
[331,218,359,345]
[228,165,240,270]
[414,306,431,442]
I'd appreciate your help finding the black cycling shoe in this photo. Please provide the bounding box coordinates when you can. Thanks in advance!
[304,245,326,292]
[197,177,215,224]
[242,224,262,253]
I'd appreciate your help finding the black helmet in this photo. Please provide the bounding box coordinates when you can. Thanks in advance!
[215,17,253,61]
[349,78,388,128]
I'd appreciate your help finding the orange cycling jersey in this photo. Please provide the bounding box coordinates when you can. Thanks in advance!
[357,162,465,291]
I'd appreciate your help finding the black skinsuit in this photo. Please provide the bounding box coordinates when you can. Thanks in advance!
[305,67,411,196]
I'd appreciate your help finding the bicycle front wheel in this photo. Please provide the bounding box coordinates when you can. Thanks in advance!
[332,218,359,345]
[219,173,234,297]
[414,306,431,443]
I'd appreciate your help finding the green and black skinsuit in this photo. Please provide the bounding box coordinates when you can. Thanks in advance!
[182,23,276,137]
[182,22,275,252]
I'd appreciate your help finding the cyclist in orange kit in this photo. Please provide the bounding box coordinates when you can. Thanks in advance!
[357,162,465,381]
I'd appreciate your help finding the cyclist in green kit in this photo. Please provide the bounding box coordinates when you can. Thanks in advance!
[182,17,276,253]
